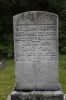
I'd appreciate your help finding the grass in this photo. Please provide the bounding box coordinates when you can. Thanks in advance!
[59,55,66,93]
[0,59,15,100]
[0,55,66,100]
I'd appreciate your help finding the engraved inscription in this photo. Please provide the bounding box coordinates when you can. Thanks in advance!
[15,24,57,62]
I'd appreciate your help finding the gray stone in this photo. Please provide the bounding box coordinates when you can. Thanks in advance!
[13,11,60,90]
[0,60,5,69]
[7,95,11,100]
[64,94,66,100]
[11,90,64,100]
[0,61,2,69]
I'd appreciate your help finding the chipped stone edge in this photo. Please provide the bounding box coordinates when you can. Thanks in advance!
[7,90,64,100]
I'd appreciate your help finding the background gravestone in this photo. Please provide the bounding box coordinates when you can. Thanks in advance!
[13,11,60,90]
[0,60,5,69]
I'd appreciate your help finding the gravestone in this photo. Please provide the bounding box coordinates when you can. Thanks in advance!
[0,61,3,69]
[8,11,64,100]
[14,11,59,90]
[0,60,5,70]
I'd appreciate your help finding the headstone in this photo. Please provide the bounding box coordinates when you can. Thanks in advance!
[13,11,59,90]
[64,94,66,100]
[7,11,64,100]
[0,61,2,69]
[0,60,5,69]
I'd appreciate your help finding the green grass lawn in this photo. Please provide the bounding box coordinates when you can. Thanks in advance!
[59,55,66,93]
[0,55,66,100]
[0,59,15,100]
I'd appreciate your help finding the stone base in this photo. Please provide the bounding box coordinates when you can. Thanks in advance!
[10,90,64,100]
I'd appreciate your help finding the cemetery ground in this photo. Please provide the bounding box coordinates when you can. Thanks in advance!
[0,55,66,100]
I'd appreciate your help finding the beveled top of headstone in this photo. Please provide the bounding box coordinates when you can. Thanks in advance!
[13,11,58,26]
[13,11,60,90]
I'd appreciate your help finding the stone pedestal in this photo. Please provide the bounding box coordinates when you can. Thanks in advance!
[10,90,64,100]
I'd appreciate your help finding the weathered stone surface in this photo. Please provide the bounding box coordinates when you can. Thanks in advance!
[13,11,59,90]
[11,90,64,100]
